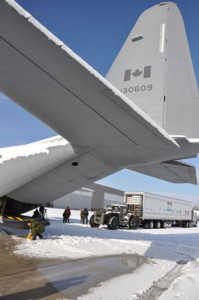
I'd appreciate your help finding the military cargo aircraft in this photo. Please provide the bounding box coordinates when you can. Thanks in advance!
[0,1,199,218]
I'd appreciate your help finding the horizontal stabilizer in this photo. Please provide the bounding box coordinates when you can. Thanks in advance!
[128,160,197,185]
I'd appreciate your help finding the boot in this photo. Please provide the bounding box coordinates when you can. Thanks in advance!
[32,235,36,240]
[38,234,43,239]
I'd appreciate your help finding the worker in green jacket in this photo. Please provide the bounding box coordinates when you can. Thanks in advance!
[27,220,45,240]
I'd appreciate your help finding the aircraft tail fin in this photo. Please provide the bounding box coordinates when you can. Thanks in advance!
[106,2,199,138]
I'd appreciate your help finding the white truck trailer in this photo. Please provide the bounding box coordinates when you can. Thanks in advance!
[124,192,197,229]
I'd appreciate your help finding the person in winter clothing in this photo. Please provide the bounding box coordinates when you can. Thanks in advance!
[82,208,89,225]
[80,208,84,224]
[32,208,41,218]
[0,198,6,216]
[39,206,45,218]
[63,206,71,223]
[62,210,66,223]
[27,220,45,240]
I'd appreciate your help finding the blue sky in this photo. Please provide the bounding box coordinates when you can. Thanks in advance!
[1,0,199,201]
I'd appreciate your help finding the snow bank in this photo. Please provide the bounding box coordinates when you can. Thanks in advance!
[13,208,199,262]
[11,208,199,299]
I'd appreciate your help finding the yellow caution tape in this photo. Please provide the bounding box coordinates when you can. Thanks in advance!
[15,217,23,221]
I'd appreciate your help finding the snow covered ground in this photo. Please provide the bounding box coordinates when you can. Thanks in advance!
[10,208,199,299]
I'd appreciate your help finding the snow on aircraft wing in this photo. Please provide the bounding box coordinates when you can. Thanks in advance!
[129,160,197,185]
[0,0,198,205]
[0,0,178,159]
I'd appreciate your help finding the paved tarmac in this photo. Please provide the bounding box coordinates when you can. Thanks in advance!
[39,254,147,299]
[0,235,66,299]
[0,234,147,299]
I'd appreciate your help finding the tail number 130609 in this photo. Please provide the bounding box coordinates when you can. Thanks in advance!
[120,84,153,94]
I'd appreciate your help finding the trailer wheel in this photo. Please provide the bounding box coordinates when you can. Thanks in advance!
[107,216,118,230]
[89,215,100,228]
[149,221,154,229]
[161,221,166,228]
[184,221,190,228]
[129,217,138,230]
[155,221,161,229]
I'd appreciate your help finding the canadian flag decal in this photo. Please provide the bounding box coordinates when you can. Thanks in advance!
[124,66,151,81]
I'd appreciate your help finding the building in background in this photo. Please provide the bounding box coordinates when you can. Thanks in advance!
[51,183,124,210]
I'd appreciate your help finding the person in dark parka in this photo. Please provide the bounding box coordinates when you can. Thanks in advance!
[63,206,71,223]
[82,208,89,225]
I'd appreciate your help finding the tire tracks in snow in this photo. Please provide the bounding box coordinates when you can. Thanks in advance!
[134,258,199,300]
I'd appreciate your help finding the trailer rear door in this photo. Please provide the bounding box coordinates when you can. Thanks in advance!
[126,194,143,217]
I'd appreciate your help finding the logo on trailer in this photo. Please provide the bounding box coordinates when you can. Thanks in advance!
[167,201,172,212]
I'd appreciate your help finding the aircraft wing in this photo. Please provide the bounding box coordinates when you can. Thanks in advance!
[129,160,198,185]
[1,1,197,206]
[0,0,177,157]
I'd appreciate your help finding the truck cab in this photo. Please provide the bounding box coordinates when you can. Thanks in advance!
[90,204,138,230]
